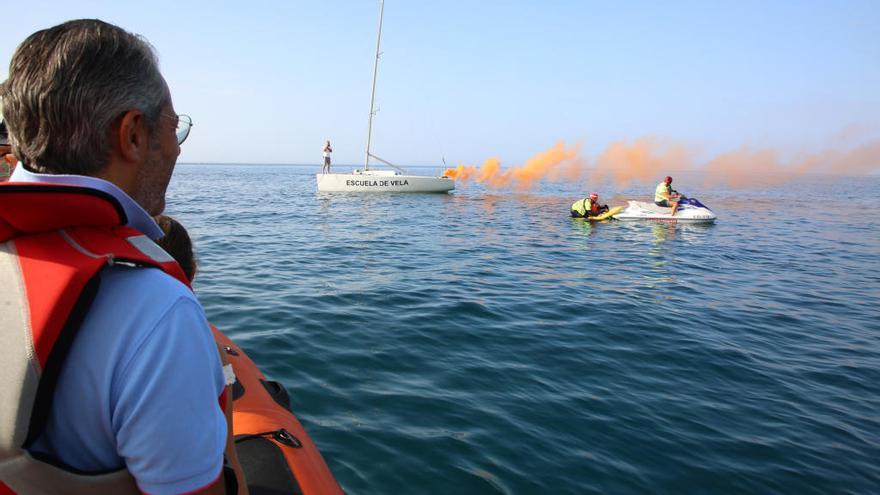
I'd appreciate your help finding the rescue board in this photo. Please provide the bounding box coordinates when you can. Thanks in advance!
[212,326,344,495]
[588,206,623,221]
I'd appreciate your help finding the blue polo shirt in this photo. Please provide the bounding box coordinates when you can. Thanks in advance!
[10,167,227,495]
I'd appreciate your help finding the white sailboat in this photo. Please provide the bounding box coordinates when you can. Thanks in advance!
[316,0,454,193]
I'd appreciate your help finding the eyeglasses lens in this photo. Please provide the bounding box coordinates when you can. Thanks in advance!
[176,114,192,145]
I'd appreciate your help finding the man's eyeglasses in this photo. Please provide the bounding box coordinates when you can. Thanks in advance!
[160,113,193,145]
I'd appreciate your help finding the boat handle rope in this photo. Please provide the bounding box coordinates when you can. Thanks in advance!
[235,428,303,448]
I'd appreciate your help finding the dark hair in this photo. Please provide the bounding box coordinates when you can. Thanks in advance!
[154,215,197,282]
[0,19,167,174]
[0,116,8,146]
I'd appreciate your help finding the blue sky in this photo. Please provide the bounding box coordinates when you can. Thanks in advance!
[2,0,878,167]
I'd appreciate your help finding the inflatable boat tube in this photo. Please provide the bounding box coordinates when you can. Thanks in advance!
[212,326,344,495]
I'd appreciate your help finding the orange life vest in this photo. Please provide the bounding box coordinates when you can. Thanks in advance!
[0,182,190,494]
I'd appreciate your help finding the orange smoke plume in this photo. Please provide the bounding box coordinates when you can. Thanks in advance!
[592,137,694,187]
[443,141,584,190]
[443,128,880,191]
[703,140,880,188]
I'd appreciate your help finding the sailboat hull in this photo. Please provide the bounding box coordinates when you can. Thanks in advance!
[316,171,454,193]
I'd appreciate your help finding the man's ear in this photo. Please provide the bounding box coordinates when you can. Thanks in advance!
[116,109,148,163]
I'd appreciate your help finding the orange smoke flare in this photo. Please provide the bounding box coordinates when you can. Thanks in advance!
[592,137,694,188]
[442,128,879,191]
[443,141,584,190]
[704,140,880,188]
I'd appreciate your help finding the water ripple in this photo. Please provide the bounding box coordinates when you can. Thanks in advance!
[167,166,880,494]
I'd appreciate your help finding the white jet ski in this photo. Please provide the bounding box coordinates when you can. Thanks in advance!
[614,196,717,224]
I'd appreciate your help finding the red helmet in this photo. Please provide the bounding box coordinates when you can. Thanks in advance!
[589,192,598,200]
[664,176,673,184]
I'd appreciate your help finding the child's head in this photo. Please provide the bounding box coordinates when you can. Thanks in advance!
[154,215,197,282]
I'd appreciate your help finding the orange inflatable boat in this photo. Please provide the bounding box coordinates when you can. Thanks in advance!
[212,326,344,495]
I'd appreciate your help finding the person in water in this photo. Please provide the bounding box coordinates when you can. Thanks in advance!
[655,175,680,216]
[0,19,243,494]
[322,140,333,174]
[571,192,610,218]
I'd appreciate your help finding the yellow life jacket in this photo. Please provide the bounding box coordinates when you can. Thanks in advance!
[655,182,670,203]
[571,198,592,217]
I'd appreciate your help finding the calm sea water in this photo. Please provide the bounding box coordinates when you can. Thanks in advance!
[167,164,879,494]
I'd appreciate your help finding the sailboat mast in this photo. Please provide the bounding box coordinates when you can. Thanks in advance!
[364,0,385,171]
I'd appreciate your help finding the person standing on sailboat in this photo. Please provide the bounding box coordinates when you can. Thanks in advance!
[322,140,333,174]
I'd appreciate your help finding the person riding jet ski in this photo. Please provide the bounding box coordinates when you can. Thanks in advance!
[616,178,716,223]
[571,192,609,218]
[654,176,680,216]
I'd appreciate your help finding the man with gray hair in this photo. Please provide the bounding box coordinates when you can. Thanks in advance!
[0,19,244,494]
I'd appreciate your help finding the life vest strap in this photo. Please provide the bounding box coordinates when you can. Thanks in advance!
[23,274,102,450]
